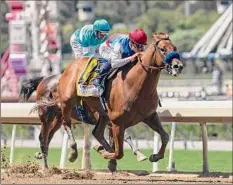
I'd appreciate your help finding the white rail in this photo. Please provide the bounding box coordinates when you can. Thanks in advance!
[1,101,232,173]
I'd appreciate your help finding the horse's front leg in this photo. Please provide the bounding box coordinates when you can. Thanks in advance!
[104,123,125,160]
[124,131,148,162]
[92,116,114,154]
[94,128,147,164]
[107,128,147,173]
[143,112,169,162]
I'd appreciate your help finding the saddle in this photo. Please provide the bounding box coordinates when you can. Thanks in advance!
[76,57,118,97]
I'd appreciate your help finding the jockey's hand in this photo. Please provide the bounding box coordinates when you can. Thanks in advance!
[131,53,140,62]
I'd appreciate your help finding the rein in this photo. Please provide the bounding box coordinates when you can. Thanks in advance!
[137,38,170,71]
[138,58,165,70]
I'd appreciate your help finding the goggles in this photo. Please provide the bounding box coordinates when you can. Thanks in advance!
[96,31,109,37]
[132,42,146,50]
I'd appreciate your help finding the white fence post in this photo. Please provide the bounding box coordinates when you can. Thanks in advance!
[152,132,160,172]
[10,124,17,165]
[59,130,69,169]
[200,122,209,174]
[168,122,176,171]
[81,124,91,170]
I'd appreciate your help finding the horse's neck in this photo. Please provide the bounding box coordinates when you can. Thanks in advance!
[138,43,161,88]
[141,43,155,67]
[125,44,161,97]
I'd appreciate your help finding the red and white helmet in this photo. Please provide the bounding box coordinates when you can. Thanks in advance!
[129,29,147,45]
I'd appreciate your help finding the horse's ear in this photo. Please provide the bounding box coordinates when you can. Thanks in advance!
[164,33,169,39]
[152,33,159,40]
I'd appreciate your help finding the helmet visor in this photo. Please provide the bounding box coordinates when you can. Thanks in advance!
[96,31,109,40]
[131,40,146,50]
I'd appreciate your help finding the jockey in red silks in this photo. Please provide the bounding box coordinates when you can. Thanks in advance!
[95,29,149,162]
[94,29,148,94]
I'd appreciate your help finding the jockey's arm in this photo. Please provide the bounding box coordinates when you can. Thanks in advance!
[72,44,98,58]
[110,53,133,69]
[99,43,133,69]
[83,46,97,57]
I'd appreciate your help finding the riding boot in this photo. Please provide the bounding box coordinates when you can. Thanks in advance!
[93,60,111,112]
[93,77,108,113]
[93,60,111,95]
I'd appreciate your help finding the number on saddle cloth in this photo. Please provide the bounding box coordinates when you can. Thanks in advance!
[76,57,109,97]
[78,57,99,85]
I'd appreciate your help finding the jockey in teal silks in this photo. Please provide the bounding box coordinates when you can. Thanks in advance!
[70,19,111,124]
[70,19,110,58]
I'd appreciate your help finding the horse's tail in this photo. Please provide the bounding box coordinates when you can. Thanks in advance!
[19,76,45,102]
[29,97,57,114]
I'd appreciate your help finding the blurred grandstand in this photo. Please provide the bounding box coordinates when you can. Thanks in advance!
[1,1,232,102]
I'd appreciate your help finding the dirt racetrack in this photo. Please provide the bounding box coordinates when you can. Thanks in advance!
[1,162,232,184]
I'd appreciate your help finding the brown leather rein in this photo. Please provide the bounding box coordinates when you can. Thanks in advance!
[138,59,165,70]
[137,38,171,71]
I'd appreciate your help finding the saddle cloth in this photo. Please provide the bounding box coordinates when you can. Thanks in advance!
[76,57,100,97]
[76,57,119,97]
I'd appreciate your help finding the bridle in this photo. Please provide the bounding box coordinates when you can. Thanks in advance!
[138,37,174,71]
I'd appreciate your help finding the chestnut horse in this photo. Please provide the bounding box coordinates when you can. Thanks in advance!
[19,74,86,169]
[55,32,183,171]
[19,76,147,170]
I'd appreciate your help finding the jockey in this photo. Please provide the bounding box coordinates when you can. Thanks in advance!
[94,28,148,92]
[70,19,110,124]
[70,19,110,58]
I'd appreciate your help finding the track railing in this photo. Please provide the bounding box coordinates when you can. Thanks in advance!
[1,101,232,173]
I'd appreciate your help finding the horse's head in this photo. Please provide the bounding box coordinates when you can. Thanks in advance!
[152,33,183,76]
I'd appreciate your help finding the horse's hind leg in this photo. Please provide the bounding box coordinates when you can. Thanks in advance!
[35,106,58,170]
[143,112,169,162]
[47,113,63,146]
[37,117,62,161]
[35,109,54,170]
[61,100,78,162]
[108,124,117,172]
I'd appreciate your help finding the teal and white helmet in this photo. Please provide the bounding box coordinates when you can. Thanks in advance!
[93,19,110,33]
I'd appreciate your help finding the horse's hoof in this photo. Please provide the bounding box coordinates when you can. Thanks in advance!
[93,145,104,153]
[136,152,148,162]
[35,152,43,159]
[103,152,116,159]
[149,154,161,162]
[68,151,78,162]
[108,160,117,173]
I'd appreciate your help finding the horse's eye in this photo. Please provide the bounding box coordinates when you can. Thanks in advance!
[160,48,166,52]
